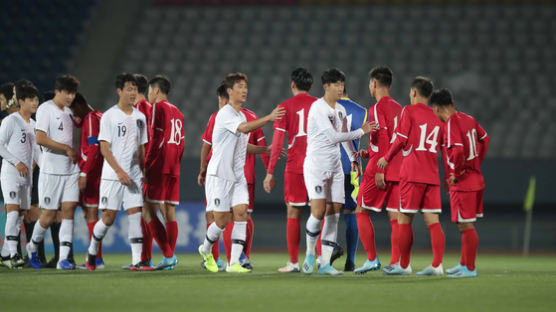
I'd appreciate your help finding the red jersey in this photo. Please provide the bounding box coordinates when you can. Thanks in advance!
[367,96,403,181]
[78,110,103,180]
[135,98,153,156]
[384,103,444,185]
[200,108,268,184]
[146,100,185,176]
[268,93,317,174]
[443,112,489,191]
[243,108,269,184]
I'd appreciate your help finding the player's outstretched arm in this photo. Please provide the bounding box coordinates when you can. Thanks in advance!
[100,140,131,186]
[247,143,269,155]
[237,106,285,134]
[36,130,77,163]
[198,142,211,187]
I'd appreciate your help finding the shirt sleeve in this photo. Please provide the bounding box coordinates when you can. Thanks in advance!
[384,107,409,162]
[0,118,20,166]
[201,114,216,145]
[35,106,49,134]
[221,108,243,135]
[139,115,148,145]
[314,104,364,144]
[97,113,111,143]
[273,103,287,132]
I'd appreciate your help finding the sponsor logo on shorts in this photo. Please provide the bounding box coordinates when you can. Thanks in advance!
[214,198,220,206]
[44,197,51,204]
[101,197,108,204]
[315,186,323,194]
[9,191,16,199]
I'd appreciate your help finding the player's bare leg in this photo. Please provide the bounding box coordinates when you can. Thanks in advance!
[3,204,25,268]
[447,222,478,278]
[416,213,445,276]
[354,206,381,274]
[226,204,251,273]
[278,203,302,273]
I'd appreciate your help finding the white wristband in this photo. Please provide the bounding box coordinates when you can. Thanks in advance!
[79,172,87,177]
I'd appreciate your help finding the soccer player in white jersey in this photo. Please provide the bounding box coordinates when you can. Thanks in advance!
[0,82,41,268]
[26,74,80,270]
[85,73,152,271]
[198,73,284,273]
[302,68,376,275]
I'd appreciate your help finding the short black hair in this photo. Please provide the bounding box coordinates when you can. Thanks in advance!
[134,74,149,94]
[70,92,87,109]
[430,88,454,107]
[16,81,39,101]
[149,75,171,95]
[0,82,14,100]
[411,76,433,98]
[291,67,313,91]
[223,72,247,91]
[55,74,79,93]
[321,68,345,85]
[43,91,55,102]
[115,72,137,90]
[216,84,228,100]
[369,66,393,87]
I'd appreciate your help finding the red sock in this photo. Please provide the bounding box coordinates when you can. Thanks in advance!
[462,228,478,271]
[166,221,178,253]
[148,219,172,258]
[389,219,400,265]
[459,232,467,266]
[88,221,102,259]
[398,223,413,269]
[316,220,325,257]
[245,219,254,258]
[428,222,445,268]
[355,212,376,261]
[207,223,220,261]
[286,218,300,264]
[223,222,233,264]
[141,219,152,262]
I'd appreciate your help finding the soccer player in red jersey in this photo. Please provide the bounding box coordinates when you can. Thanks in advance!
[263,68,317,273]
[197,84,229,271]
[354,66,403,274]
[431,88,489,278]
[69,93,105,269]
[378,76,446,276]
[133,74,155,266]
[142,75,184,270]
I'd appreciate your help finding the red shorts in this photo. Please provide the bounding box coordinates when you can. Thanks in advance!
[81,175,100,208]
[247,183,255,213]
[449,190,483,223]
[357,173,400,212]
[146,174,179,205]
[399,181,441,213]
[284,172,308,207]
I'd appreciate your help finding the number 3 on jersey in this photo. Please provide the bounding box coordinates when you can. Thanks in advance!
[415,123,440,153]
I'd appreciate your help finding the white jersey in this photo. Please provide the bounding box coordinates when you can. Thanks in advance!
[98,105,148,181]
[35,100,79,175]
[305,98,363,172]
[206,104,248,182]
[0,112,40,185]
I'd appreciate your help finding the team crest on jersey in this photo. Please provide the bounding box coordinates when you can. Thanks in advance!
[214,198,220,206]
[44,197,51,204]
[136,120,144,129]
[315,186,323,194]
[101,197,108,205]
[9,191,16,199]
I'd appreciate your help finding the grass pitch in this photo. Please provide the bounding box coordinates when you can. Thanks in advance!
[1,253,555,312]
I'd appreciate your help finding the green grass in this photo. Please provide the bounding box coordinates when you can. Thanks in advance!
[1,253,555,312]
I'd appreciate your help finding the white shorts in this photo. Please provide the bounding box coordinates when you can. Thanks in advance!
[303,164,345,204]
[205,175,249,213]
[39,172,79,210]
[0,172,31,210]
[99,179,143,211]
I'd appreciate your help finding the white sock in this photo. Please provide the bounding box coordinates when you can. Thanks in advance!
[128,213,143,265]
[59,219,73,261]
[305,214,322,256]
[230,221,247,265]
[320,213,340,266]
[202,222,223,255]
[88,220,110,256]
[29,222,48,252]
[5,211,19,256]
